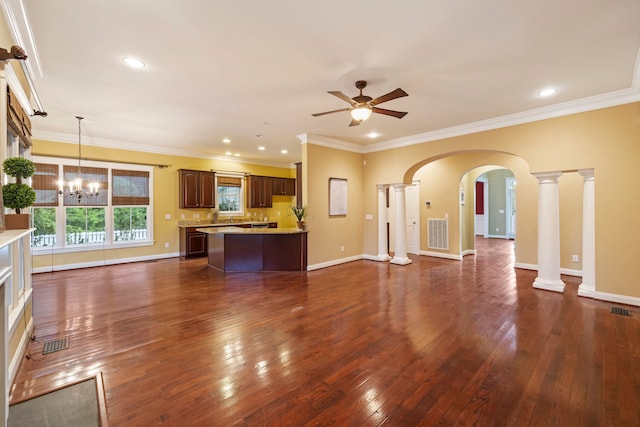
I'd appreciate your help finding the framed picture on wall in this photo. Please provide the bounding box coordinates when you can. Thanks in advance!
[329,178,347,216]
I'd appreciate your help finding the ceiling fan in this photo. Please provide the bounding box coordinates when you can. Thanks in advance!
[312,80,408,127]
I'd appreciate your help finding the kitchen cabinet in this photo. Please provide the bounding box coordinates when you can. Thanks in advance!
[179,169,215,208]
[179,227,208,258]
[247,175,273,208]
[272,177,296,196]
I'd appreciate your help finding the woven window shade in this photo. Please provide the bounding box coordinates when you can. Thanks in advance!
[32,163,60,206]
[63,165,108,206]
[112,169,150,205]
[217,176,242,187]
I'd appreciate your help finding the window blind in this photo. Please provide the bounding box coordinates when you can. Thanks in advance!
[63,165,108,206]
[112,169,150,205]
[32,163,59,206]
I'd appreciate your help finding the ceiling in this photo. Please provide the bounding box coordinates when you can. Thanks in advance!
[5,0,640,167]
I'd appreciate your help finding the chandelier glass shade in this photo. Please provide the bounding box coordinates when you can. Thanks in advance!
[57,116,100,201]
[350,106,372,121]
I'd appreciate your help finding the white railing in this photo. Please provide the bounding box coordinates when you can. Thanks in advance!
[31,229,148,247]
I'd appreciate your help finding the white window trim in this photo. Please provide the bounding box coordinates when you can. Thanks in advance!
[215,172,245,216]
[32,156,154,253]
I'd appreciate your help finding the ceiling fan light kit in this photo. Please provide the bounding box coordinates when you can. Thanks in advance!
[312,80,408,126]
[351,106,372,121]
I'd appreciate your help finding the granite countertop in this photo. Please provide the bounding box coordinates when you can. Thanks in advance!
[195,227,304,235]
[178,219,272,228]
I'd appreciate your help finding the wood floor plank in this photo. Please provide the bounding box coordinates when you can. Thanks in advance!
[10,237,640,426]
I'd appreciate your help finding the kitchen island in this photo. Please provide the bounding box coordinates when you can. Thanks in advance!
[196,227,307,272]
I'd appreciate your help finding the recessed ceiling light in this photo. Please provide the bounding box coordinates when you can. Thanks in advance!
[258,146,266,151]
[123,57,145,69]
[225,151,232,156]
[222,138,231,144]
[537,87,557,97]
[233,153,240,157]
[281,149,288,154]
[367,131,380,138]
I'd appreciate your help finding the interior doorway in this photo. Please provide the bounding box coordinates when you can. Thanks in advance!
[506,177,516,239]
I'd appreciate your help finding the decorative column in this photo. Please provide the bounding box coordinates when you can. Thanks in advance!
[376,184,390,261]
[390,184,412,265]
[578,169,596,297]
[532,172,565,293]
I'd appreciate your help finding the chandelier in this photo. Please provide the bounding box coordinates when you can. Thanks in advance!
[57,116,99,201]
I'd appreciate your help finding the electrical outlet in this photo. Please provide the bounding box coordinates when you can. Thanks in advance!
[193,213,200,218]
[340,245,345,252]
[496,228,499,232]
[572,254,579,262]
[181,214,185,219]
[164,213,171,220]
[164,242,169,248]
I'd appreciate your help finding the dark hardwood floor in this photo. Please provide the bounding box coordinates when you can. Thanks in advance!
[11,237,640,426]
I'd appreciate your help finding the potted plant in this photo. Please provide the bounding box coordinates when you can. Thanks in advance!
[2,157,36,229]
[290,205,306,230]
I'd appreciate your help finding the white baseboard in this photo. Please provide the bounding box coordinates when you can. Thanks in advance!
[514,263,583,277]
[307,254,364,271]
[590,291,640,307]
[487,234,508,239]
[32,252,181,273]
[419,250,462,261]
[461,249,476,257]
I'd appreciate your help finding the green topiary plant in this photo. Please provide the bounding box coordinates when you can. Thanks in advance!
[3,157,36,214]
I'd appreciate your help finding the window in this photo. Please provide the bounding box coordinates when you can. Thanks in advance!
[216,174,244,215]
[112,169,149,241]
[31,157,153,252]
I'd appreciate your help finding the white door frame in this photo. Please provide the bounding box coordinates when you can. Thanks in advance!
[405,181,420,255]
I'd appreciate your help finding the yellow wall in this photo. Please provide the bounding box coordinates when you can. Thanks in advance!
[32,139,297,270]
[303,142,364,266]
[308,102,640,298]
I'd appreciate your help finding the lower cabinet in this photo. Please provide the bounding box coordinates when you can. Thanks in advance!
[180,223,278,258]
[179,227,207,258]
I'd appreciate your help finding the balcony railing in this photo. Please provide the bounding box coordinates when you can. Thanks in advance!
[31,229,148,247]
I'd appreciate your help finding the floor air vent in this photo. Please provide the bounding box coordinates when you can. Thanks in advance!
[610,307,632,317]
[42,337,69,355]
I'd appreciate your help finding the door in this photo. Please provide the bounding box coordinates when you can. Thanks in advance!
[506,177,516,239]
[405,181,420,255]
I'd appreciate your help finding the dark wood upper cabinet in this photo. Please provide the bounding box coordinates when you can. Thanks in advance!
[272,177,296,196]
[179,169,215,208]
[246,175,273,208]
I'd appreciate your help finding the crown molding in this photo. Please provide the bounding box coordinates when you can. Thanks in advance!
[32,129,296,169]
[301,81,640,156]
[297,133,364,153]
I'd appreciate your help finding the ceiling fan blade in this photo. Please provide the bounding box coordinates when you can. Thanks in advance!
[370,88,408,106]
[328,91,357,105]
[348,118,362,127]
[372,107,408,119]
[311,108,351,117]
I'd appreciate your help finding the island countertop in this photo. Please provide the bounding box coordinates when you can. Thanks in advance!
[202,227,307,272]
[195,227,305,235]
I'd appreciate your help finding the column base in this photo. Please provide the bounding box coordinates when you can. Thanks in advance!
[375,254,391,262]
[390,257,412,265]
[578,284,595,298]
[533,277,565,293]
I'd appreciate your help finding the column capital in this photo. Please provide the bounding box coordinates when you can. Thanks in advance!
[390,183,408,191]
[532,171,563,183]
[578,168,595,180]
[376,184,390,191]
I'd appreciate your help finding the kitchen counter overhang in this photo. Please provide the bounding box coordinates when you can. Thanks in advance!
[196,227,307,272]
